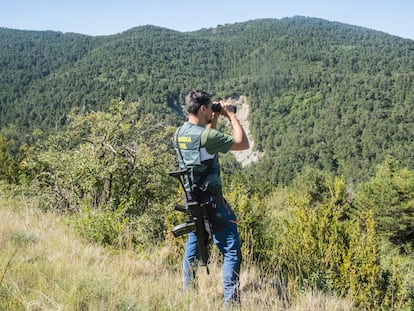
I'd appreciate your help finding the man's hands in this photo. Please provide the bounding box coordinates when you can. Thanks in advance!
[218,102,236,118]
[218,101,249,151]
[208,101,232,129]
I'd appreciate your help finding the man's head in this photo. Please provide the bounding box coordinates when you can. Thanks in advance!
[185,90,213,115]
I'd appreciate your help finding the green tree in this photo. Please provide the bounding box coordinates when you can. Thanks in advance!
[355,157,414,251]
[262,170,401,309]
[27,100,178,247]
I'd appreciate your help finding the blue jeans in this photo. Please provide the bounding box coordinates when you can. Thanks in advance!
[183,198,241,303]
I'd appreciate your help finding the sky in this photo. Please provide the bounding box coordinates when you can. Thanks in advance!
[1,0,413,40]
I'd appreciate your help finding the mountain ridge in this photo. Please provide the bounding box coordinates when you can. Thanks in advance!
[1,17,413,183]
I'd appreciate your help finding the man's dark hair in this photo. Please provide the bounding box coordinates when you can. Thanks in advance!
[185,90,212,114]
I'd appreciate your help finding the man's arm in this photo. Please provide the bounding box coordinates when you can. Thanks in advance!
[228,113,249,150]
[221,104,249,151]
[207,112,219,129]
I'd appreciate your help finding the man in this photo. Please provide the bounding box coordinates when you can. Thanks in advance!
[173,90,249,304]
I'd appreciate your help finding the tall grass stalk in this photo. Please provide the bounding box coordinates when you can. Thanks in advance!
[0,190,354,310]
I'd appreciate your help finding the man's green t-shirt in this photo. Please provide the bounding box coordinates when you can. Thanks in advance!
[200,128,234,155]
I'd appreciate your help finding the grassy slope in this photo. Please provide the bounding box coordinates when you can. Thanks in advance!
[0,189,354,310]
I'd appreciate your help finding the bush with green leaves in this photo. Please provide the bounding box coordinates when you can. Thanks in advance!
[27,100,179,247]
[0,134,17,183]
[355,156,414,251]
[354,157,414,309]
[0,134,33,184]
[238,167,404,309]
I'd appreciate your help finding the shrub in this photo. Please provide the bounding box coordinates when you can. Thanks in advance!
[262,170,403,309]
[27,101,178,248]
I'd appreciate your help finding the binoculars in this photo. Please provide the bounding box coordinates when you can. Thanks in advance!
[212,102,237,113]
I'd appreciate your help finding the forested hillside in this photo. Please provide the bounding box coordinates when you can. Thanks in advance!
[1,16,413,183]
[1,17,414,309]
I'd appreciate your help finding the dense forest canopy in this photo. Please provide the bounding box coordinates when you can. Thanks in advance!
[1,16,413,184]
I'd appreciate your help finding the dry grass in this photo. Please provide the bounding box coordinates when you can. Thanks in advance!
[0,190,355,310]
